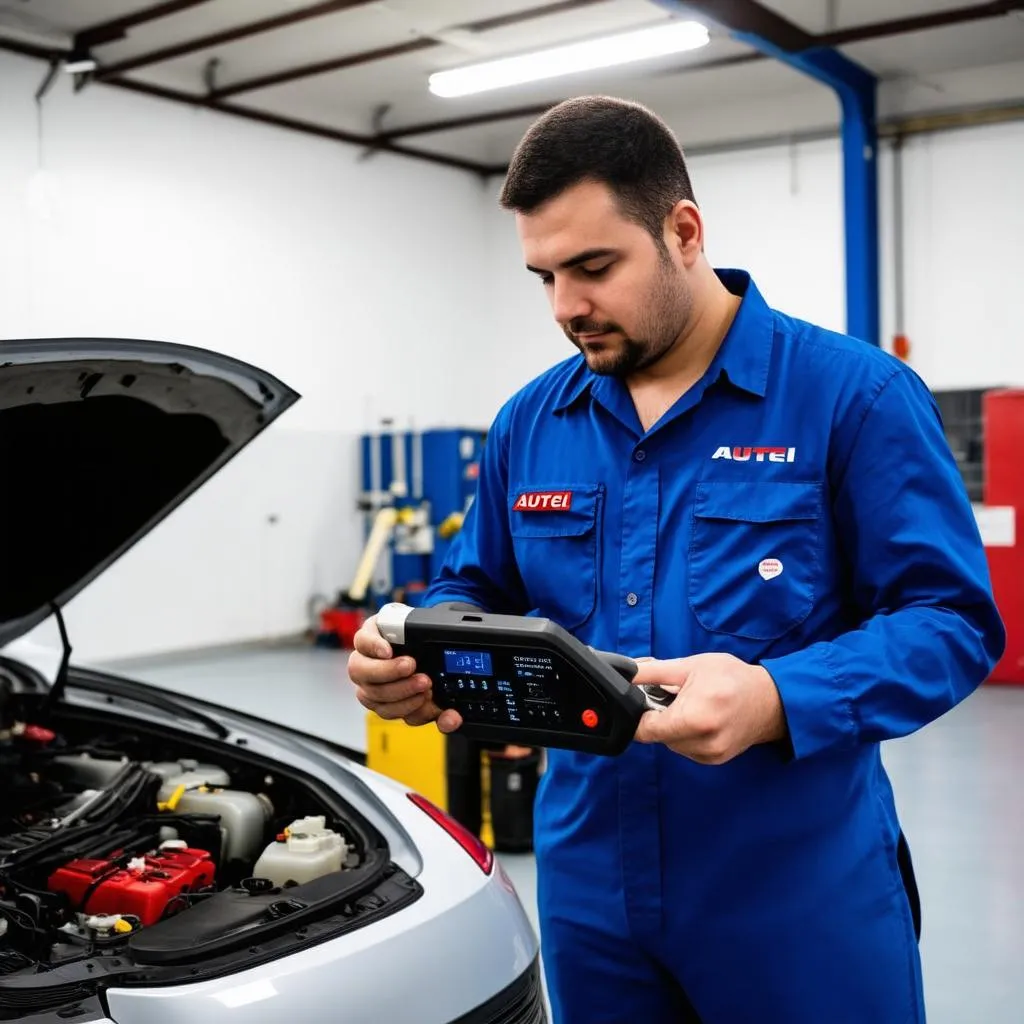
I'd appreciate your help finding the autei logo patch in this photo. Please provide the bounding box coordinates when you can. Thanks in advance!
[712,446,796,463]
[513,490,573,512]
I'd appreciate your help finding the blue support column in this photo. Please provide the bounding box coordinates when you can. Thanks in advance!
[652,3,881,346]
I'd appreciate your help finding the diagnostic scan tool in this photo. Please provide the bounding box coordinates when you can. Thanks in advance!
[376,603,675,756]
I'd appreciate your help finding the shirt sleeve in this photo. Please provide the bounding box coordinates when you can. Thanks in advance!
[422,399,530,615]
[760,364,1006,761]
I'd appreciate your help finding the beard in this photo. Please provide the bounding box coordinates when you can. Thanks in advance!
[564,257,692,377]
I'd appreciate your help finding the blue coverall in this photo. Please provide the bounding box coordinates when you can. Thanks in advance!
[425,270,1005,1023]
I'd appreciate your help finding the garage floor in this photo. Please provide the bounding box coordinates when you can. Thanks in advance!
[102,643,1024,1024]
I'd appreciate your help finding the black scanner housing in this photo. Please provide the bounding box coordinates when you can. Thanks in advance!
[390,607,647,756]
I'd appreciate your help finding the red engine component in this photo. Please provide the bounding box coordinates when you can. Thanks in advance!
[48,844,216,926]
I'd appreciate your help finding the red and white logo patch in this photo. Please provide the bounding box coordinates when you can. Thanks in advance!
[513,490,573,512]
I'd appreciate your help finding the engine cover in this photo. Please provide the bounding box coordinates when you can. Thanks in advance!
[48,843,215,926]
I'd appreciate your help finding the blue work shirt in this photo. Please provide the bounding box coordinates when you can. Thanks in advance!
[424,269,1004,956]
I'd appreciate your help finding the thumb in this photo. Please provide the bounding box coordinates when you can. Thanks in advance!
[634,708,672,745]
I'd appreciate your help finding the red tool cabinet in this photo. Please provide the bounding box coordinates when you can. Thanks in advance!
[981,389,1024,684]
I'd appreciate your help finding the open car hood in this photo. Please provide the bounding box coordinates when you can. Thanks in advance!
[0,339,299,648]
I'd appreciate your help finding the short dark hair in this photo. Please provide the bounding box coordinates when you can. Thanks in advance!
[499,96,696,244]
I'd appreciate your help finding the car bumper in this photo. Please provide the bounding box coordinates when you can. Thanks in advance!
[103,859,540,1024]
[451,957,546,1023]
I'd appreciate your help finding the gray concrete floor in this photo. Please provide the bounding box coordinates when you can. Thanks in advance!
[103,643,1024,1023]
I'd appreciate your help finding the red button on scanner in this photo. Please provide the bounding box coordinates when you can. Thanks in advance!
[582,709,599,729]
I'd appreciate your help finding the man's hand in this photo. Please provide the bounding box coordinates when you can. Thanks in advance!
[348,615,463,733]
[632,654,786,764]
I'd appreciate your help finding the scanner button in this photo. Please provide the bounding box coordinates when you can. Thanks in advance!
[582,709,599,729]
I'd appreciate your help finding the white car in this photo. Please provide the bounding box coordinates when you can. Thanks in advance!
[0,340,543,1023]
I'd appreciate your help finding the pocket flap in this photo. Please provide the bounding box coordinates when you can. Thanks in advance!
[694,480,822,523]
[509,483,602,537]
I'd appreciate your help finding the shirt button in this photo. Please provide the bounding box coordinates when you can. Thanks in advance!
[634,449,646,462]
[626,592,639,607]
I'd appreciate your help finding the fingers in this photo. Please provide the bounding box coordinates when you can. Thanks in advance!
[634,705,733,765]
[356,687,431,721]
[347,615,463,732]
[349,649,419,687]
[353,615,392,659]
[631,657,693,687]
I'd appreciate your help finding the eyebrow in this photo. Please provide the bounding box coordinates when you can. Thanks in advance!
[526,248,619,275]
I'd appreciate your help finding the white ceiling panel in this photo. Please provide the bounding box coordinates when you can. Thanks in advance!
[824,0,1021,32]
[0,0,142,43]
[234,32,753,137]
[757,0,1015,34]
[1,0,1022,171]
[122,5,422,95]
[842,19,1024,81]
[878,59,1024,119]
[404,57,831,164]
[377,0,566,36]
[422,0,676,70]
[89,0,321,63]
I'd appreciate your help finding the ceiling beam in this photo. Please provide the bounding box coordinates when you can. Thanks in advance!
[0,35,65,63]
[376,0,1023,141]
[0,36,492,176]
[671,0,816,51]
[95,0,376,79]
[98,77,496,176]
[818,0,1024,47]
[76,0,215,51]
[211,38,437,98]
[209,0,612,99]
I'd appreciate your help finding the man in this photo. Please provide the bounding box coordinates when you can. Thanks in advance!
[349,96,1004,1022]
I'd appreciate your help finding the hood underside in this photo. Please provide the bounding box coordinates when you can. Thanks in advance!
[0,339,299,647]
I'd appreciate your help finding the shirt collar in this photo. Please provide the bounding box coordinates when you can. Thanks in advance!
[553,268,774,413]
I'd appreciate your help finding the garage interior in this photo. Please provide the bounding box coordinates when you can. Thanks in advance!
[2,1,1023,1021]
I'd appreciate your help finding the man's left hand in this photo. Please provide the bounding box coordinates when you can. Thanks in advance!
[632,654,787,764]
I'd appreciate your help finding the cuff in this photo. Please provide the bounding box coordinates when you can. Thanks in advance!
[760,642,857,761]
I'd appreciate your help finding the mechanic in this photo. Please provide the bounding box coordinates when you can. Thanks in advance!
[348,96,1005,1023]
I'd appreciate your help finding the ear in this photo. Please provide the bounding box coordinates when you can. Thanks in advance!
[665,200,703,267]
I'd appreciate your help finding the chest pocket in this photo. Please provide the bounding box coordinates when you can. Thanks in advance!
[509,483,603,631]
[688,480,822,640]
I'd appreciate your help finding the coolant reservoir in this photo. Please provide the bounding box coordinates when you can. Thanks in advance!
[253,816,348,888]
[159,787,273,865]
[148,760,232,800]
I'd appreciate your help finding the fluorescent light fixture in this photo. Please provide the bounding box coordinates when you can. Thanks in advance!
[428,20,710,98]
[63,58,97,74]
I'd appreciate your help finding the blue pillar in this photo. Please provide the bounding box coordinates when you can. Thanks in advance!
[652,4,881,346]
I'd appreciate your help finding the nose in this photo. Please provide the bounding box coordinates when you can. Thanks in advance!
[551,277,592,326]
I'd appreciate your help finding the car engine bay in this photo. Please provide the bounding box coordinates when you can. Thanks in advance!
[0,665,421,1019]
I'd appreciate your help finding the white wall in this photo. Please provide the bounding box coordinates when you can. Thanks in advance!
[884,120,1024,390]
[472,117,1024,423]
[5,42,1020,664]
[0,51,489,662]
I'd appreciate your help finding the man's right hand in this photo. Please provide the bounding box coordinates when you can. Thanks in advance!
[348,615,463,733]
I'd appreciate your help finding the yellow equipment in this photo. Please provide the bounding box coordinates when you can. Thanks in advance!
[365,715,495,849]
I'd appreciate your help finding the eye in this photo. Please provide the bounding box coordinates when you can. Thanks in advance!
[580,263,613,278]
[538,274,554,286]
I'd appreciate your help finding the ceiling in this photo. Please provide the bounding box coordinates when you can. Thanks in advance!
[1,0,1022,173]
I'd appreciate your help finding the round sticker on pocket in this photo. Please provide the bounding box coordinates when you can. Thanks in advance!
[758,557,783,581]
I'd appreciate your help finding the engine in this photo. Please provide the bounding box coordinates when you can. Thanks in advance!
[0,713,360,972]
